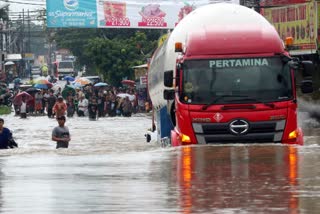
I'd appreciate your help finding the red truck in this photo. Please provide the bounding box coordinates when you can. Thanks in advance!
[147,3,313,146]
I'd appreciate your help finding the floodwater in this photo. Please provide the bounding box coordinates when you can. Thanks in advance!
[0,100,320,213]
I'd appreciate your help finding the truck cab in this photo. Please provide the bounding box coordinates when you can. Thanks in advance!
[148,3,314,146]
[57,60,75,80]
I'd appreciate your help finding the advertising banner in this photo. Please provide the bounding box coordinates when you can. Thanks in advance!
[261,1,317,55]
[261,0,310,6]
[47,0,239,29]
[47,0,98,28]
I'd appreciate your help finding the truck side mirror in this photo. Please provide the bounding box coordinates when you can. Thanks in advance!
[164,70,173,87]
[301,61,313,77]
[163,89,175,100]
[300,79,313,94]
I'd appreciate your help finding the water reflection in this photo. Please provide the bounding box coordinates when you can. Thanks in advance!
[1,143,320,213]
[1,111,320,213]
[175,145,300,213]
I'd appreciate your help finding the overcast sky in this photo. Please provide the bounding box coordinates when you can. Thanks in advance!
[9,0,45,13]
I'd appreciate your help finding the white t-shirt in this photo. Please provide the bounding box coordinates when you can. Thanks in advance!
[20,102,27,113]
[78,99,88,112]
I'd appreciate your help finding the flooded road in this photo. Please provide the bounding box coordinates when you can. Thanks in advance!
[0,110,320,213]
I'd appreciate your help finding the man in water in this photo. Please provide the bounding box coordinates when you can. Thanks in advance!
[52,115,71,149]
[0,118,17,149]
[53,96,67,118]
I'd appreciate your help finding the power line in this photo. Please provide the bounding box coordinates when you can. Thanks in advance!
[10,9,46,14]
[1,0,45,6]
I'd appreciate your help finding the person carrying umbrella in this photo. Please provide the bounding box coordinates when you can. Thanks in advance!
[13,91,33,118]
[20,95,28,118]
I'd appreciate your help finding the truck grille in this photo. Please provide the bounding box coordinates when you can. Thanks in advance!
[192,120,285,144]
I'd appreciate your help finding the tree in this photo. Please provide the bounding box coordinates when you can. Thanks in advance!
[53,28,163,86]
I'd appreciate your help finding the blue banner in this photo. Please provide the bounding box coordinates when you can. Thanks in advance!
[47,0,98,28]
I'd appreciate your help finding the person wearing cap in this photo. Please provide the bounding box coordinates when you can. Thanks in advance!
[53,96,67,118]
[52,115,71,149]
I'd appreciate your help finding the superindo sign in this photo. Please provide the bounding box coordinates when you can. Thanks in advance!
[47,0,98,28]
[46,0,239,28]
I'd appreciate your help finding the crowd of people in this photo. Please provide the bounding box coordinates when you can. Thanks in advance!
[13,80,151,120]
[0,78,152,149]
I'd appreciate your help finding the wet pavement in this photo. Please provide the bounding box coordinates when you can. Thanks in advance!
[0,105,319,213]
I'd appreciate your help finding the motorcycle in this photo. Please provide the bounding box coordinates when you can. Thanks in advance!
[0,91,13,107]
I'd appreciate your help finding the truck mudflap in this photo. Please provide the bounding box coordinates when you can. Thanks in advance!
[287,127,304,145]
[297,127,304,145]
[281,127,304,145]
[171,129,180,147]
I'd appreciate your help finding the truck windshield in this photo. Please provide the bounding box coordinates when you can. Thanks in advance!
[59,61,73,68]
[181,57,293,104]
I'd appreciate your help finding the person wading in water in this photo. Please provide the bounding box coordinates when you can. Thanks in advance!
[52,115,71,149]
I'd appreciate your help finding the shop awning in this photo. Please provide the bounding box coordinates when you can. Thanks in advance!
[5,54,22,61]
[132,64,148,69]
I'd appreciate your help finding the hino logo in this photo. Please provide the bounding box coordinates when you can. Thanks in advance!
[229,119,249,135]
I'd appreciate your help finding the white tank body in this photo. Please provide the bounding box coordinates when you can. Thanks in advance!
[147,3,280,109]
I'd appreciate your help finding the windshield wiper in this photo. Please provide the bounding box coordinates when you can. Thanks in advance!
[202,95,275,110]
[228,96,275,108]
[202,95,248,110]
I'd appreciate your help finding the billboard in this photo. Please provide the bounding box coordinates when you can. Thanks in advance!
[47,0,239,29]
[47,0,98,28]
[261,0,317,55]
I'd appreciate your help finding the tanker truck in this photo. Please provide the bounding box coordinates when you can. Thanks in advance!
[147,3,314,146]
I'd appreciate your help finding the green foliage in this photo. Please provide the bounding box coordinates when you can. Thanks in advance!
[53,28,163,86]
[0,106,11,115]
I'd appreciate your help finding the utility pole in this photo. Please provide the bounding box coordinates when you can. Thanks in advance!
[21,9,24,56]
[28,10,31,53]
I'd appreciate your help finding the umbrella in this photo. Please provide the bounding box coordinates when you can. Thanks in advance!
[33,78,53,89]
[34,83,53,89]
[13,91,33,105]
[25,87,41,94]
[72,82,83,88]
[62,85,76,99]
[64,76,75,82]
[72,77,92,86]
[94,82,108,87]
[121,80,135,87]
[117,93,135,101]
[13,78,21,84]
[4,61,14,66]
[34,77,50,84]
